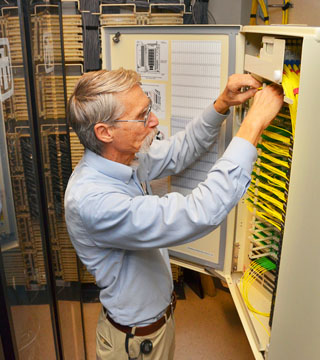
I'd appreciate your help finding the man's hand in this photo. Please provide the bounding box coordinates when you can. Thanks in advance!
[236,84,284,146]
[214,74,262,114]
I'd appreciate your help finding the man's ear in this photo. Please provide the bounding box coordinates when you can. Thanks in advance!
[94,123,114,144]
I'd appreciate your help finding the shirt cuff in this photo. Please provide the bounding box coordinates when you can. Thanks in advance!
[222,137,257,174]
[202,102,230,127]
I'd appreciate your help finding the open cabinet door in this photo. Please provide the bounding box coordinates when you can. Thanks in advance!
[101,25,241,271]
[222,26,320,360]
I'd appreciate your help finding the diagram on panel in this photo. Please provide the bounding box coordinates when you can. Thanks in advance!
[136,40,168,80]
[0,160,9,235]
[141,83,166,119]
[0,38,14,101]
[43,32,54,73]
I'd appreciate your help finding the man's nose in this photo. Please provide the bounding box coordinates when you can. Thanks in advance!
[148,112,159,128]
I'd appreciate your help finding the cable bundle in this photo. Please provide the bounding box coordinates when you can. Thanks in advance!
[240,257,276,316]
[282,63,300,137]
[250,0,269,25]
[246,120,292,232]
[245,56,298,272]
[239,257,276,335]
[250,0,291,25]
[282,0,291,24]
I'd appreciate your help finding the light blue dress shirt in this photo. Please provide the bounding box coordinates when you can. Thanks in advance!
[64,104,257,326]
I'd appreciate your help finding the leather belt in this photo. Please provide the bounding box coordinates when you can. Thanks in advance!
[104,292,176,337]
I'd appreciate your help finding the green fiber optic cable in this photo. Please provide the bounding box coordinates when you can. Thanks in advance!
[266,124,292,137]
[256,257,276,271]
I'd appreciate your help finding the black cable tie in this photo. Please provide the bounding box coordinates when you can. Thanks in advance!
[282,2,291,11]
[250,14,257,18]
[264,16,269,21]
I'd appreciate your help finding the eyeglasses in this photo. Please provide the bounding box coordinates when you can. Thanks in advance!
[114,97,153,127]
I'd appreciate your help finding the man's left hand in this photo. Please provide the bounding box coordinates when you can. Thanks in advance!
[214,74,262,114]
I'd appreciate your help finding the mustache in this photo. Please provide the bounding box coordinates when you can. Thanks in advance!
[139,128,158,154]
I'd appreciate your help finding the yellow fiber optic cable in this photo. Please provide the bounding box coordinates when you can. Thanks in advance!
[248,186,284,211]
[293,64,300,74]
[282,71,296,98]
[285,2,289,24]
[282,0,290,24]
[250,0,258,25]
[257,162,289,181]
[259,215,281,231]
[282,64,300,136]
[268,124,292,136]
[254,199,283,221]
[277,112,292,120]
[246,203,281,230]
[258,152,290,168]
[282,5,285,24]
[263,130,292,145]
[250,0,269,25]
[247,196,283,223]
[287,65,300,86]
[257,0,269,24]
[251,178,286,201]
[240,261,271,317]
[253,168,287,190]
[253,169,287,190]
[253,312,271,337]
[248,198,282,226]
[285,65,300,100]
[247,194,284,222]
[260,140,291,158]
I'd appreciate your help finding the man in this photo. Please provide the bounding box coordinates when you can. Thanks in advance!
[65,68,283,360]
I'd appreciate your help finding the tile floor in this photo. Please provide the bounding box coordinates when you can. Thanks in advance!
[83,284,255,360]
[174,285,255,360]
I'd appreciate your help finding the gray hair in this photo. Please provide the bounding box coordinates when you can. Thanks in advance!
[67,68,141,155]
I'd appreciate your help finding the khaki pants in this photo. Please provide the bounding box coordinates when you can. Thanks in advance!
[96,307,175,360]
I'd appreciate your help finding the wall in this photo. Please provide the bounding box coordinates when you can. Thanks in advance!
[257,0,320,26]
[208,0,252,24]
[208,0,320,26]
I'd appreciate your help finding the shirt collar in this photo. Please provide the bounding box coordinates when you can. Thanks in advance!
[83,149,134,184]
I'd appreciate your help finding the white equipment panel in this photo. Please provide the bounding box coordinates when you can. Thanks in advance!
[102,25,240,270]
